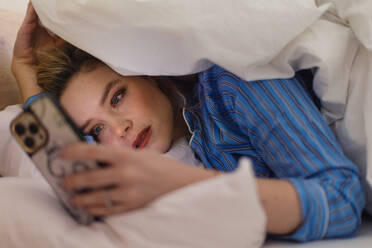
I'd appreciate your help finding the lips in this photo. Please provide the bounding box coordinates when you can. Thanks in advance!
[132,126,152,149]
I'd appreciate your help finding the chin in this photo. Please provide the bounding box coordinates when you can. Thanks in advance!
[150,141,172,154]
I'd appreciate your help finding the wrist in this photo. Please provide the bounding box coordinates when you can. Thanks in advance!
[182,167,221,187]
[11,60,43,103]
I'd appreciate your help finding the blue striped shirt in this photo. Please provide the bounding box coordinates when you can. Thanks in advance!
[183,65,365,242]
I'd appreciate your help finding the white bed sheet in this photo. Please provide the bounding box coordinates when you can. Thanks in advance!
[265,218,372,248]
[0,106,266,248]
[0,163,266,248]
[1,104,372,247]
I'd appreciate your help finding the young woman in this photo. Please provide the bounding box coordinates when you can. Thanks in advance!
[12,3,365,242]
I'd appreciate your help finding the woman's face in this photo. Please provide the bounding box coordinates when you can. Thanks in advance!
[60,65,175,153]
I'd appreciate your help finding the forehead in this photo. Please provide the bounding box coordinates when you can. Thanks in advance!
[72,65,119,87]
[60,66,119,125]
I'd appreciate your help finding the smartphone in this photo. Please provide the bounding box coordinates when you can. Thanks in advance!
[10,94,99,225]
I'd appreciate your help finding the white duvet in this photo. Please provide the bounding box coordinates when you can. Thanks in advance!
[30,0,372,214]
[1,105,371,246]
[0,167,266,248]
[0,106,266,248]
[1,105,372,247]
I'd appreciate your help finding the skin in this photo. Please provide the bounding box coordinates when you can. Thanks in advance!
[11,2,63,103]
[13,2,302,236]
[60,65,183,153]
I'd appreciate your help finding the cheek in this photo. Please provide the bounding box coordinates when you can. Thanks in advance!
[158,95,174,121]
[123,87,174,125]
[126,94,155,116]
[98,126,132,148]
[97,127,115,145]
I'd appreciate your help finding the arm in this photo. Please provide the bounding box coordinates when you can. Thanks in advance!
[11,2,63,104]
[60,143,301,234]
[234,75,365,241]
[255,178,301,235]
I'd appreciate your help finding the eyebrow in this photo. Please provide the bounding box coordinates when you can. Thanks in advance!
[79,120,92,133]
[100,78,122,106]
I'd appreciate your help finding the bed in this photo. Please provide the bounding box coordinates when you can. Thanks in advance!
[1,1,372,247]
[1,106,371,248]
[1,105,371,248]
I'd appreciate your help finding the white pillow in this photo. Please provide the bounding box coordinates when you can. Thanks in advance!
[0,105,266,247]
[0,9,22,110]
[31,0,325,78]
[0,160,266,248]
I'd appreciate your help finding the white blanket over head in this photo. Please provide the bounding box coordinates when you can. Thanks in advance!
[30,0,372,213]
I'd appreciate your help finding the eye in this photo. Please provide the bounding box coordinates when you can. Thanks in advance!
[89,124,104,141]
[111,88,126,106]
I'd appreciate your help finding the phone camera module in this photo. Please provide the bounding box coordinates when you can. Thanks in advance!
[29,123,39,134]
[24,137,35,148]
[15,123,26,136]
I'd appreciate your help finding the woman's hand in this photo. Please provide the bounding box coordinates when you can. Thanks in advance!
[60,143,219,216]
[11,2,63,103]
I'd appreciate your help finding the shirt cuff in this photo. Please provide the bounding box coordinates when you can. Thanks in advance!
[283,178,329,242]
[83,135,96,144]
[23,92,47,109]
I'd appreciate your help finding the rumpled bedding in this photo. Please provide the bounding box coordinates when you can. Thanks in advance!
[0,163,265,248]
[0,104,266,248]
[30,0,372,214]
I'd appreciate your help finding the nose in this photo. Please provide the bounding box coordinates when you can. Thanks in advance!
[112,120,131,138]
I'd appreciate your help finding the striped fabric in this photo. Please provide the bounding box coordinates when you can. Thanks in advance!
[183,65,365,242]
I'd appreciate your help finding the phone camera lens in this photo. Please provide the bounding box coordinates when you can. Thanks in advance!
[15,123,26,136]
[24,137,35,148]
[29,123,39,134]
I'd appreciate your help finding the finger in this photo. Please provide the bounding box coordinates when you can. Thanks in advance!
[73,187,143,210]
[20,21,38,32]
[14,4,38,56]
[86,189,143,216]
[17,2,37,39]
[54,37,65,46]
[73,189,117,207]
[15,22,37,40]
[23,1,38,25]
[60,143,128,164]
[13,24,37,58]
[33,25,58,50]
[87,204,132,217]
[64,167,122,191]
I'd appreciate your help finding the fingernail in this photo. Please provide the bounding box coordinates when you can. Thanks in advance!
[57,179,67,191]
[68,197,77,208]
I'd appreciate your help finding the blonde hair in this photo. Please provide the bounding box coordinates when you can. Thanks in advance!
[37,43,102,97]
[36,42,198,113]
[37,43,198,141]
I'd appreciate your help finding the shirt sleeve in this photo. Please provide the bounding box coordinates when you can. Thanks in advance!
[233,75,365,242]
[23,92,47,109]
